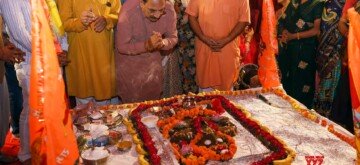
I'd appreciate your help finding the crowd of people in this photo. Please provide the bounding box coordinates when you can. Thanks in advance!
[0,0,359,163]
[276,0,360,133]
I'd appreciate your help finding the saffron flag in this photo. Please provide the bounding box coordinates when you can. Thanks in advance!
[348,8,360,115]
[258,0,281,88]
[347,7,360,164]
[29,0,78,164]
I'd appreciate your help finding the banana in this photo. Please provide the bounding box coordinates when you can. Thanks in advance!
[128,127,136,134]
[132,135,142,144]
[136,144,147,155]
[123,119,132,127]
[138,155,150,165]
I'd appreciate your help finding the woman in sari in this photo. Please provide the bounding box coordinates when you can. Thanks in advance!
[277,0,323,108]
[239,26,258,65]
[330,0,360,132]
[173,0,198,94]
[314,0,345,117]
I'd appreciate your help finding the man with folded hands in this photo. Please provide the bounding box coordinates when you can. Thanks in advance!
[115,0,178,103]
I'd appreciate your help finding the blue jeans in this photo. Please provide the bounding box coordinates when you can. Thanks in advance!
[5,63,23,134]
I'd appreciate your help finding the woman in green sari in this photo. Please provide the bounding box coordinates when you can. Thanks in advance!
[277,0,324,108]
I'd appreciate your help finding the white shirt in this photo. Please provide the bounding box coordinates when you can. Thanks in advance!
[0,0,32,64]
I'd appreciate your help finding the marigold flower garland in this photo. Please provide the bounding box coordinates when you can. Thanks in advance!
[130,95,290,165]
[159,108,237,164]
[130,100,178,165]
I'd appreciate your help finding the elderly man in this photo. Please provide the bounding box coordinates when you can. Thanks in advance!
[115,0,178,103]
[186,0,250,91]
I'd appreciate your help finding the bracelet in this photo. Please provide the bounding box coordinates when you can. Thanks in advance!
[297,32,300,40]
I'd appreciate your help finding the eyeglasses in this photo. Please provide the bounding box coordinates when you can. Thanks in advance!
[147,8,166,15]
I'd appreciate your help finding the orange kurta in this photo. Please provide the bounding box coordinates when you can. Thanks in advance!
[186,0,250,90]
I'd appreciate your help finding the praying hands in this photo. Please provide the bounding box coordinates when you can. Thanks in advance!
[80,9,96,26]
[145,31,165,52]
[80,8,107,33]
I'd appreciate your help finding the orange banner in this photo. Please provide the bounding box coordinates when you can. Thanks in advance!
[258,0,281,88]
[348,8,360,111]
[348,7,360,164]
[29,0,78,164]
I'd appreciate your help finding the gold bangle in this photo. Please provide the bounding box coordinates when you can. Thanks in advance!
[297,32,300,40]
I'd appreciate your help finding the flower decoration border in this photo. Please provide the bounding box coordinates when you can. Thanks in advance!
[128,94,295,165]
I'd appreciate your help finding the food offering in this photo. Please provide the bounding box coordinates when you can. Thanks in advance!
[72,103,134,164]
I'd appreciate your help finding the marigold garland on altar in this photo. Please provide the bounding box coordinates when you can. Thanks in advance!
[116,87,354,165]
[158,107,237,163]
[129,95,291,165]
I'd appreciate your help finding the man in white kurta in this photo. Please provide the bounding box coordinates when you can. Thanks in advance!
[0,1,33,163]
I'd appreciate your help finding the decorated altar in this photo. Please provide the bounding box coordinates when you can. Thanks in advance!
[24,0,360,164]
[73,88,356,165]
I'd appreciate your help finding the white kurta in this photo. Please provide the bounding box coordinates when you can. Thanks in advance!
[0,0,32,161]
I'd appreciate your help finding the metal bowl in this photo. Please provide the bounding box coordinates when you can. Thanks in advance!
[116,140,132,152]
[82,156,108,165]
[237,64,259,89]
[104,114,123,128]
[182,96,196,109]
[81,148,110,165]
[108,130,122,145]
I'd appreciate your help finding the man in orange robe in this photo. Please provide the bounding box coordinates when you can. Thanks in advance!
[186,0,250,91]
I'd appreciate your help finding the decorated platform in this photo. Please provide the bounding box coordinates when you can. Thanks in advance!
[72,88,356,165]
